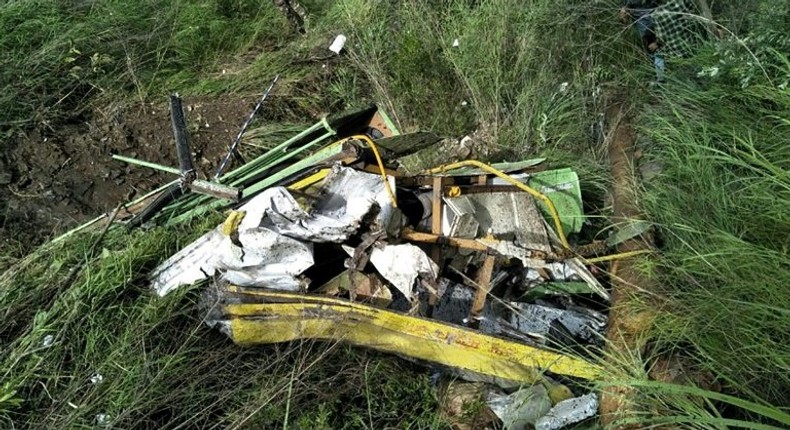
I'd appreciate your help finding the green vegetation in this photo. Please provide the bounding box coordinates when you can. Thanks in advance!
[2,0,790,428]
[0,0,277,130]
[637,57,790,422]
[0,216,446,428]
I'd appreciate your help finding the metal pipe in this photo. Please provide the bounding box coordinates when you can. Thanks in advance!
[189,179,242,201]
[51,179,180,243]
[220,118,335,182]
[112,155,240,201]
[230,130,335,187]
[169,94,195,181]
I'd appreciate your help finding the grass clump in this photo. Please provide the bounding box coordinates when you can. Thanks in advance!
[632,36,790,425]
[0,216,448,428]
[0,0,290,132]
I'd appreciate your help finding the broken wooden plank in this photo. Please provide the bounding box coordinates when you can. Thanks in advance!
[470,253,496,327]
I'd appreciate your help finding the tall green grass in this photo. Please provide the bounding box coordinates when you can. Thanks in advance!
[0,0,292,132]
[0,216,447,428]
[329,0,637,160]
[634,50,790,424]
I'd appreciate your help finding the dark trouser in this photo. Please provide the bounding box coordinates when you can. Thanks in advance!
[630,8,665,82]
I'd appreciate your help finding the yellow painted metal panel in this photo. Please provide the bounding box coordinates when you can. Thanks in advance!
[221,289,602,382]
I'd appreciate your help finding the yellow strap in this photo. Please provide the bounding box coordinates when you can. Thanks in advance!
[349,134,398,208]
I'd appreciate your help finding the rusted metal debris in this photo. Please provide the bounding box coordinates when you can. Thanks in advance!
[96,103,654,428]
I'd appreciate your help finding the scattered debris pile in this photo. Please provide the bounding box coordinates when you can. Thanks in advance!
[72,101,642,429]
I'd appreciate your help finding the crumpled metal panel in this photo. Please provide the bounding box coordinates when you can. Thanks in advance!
[368,243,438,300]
[509,302,606,344]
[444,192,552,253]
[535,393,598,430]
[216,228,313,290]
[240,166,395,242]
[150,165,396,295]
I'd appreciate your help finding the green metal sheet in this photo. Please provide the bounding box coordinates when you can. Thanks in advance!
[523,282,594,301]
[527,168,584,234]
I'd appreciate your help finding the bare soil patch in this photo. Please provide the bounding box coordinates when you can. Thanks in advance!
[1,95,262,247]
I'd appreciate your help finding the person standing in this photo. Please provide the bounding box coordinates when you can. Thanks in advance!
[620,0,666,82]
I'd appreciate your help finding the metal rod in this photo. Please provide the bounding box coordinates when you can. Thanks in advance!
[214,75,280,180]
[230,130,335,187]
[112,154,181,175]
[51,179,179,243]
[169,94,195,180]
[166,131,341,226]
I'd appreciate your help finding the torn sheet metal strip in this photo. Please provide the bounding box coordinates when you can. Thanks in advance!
[219,288,603,382]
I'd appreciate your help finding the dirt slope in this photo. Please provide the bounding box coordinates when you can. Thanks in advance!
[1,95,256,246]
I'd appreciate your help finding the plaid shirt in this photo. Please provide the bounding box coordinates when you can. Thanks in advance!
[653,0,705,57]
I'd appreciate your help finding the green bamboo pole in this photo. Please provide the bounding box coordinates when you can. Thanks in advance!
[112,155,181,175]
[219,117,334,183]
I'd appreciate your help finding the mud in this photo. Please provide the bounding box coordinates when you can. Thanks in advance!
[598,97,659,428]
[0,95,265,248]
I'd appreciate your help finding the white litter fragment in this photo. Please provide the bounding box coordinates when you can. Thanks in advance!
[452,38,460,47]
[369,243,438,299]
[41,334,54,348]
[89,373,103,385]
[95,413,110,426]
[329,34,347,54]
[535,393,598,430]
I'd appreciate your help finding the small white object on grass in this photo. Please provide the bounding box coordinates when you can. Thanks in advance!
[329,35,347,54]
[96,413,111,426]
[452,38,460,47]
[42,334,54,348]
